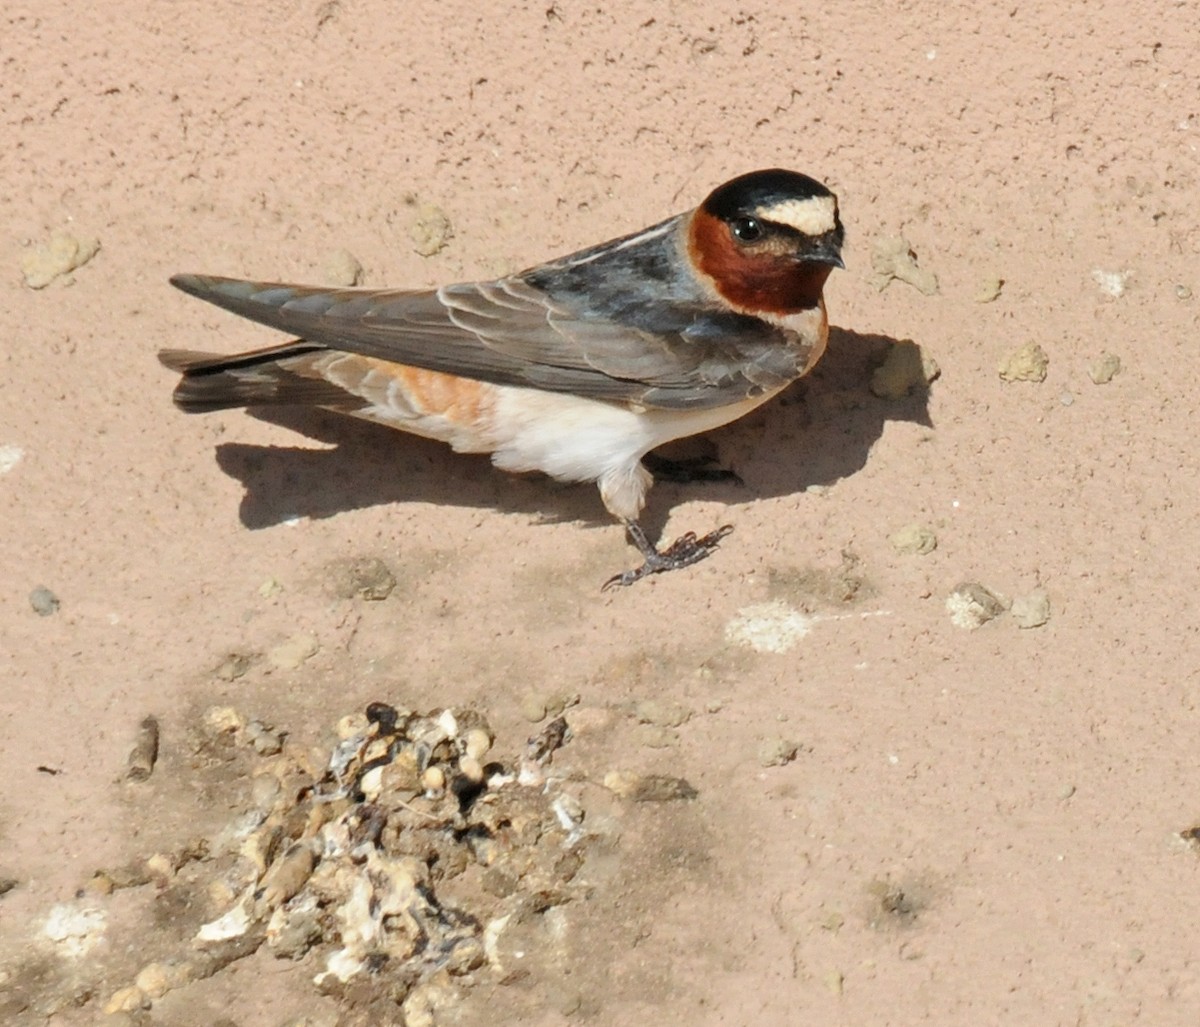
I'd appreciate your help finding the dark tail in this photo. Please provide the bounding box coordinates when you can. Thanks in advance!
[157,343,350,413]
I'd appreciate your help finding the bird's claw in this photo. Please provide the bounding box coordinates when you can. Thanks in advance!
[602,524,734,591]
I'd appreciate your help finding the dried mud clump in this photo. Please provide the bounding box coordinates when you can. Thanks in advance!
[104,704,587,1021]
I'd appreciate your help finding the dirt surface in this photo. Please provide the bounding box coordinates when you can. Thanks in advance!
[3,2,1200,1024]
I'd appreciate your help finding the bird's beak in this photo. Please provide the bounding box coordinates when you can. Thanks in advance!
[806,230,845,269]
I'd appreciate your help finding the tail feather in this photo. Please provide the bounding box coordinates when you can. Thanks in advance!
[158,348,218,373]
[157,343,355,413]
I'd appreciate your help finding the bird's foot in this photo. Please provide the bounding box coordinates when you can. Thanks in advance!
[602,522,735,591]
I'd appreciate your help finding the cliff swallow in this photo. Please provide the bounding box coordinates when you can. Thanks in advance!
[160,168,844,588]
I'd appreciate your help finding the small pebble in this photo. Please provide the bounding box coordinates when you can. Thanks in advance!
[888,524,937,556]
[322,249,363,287]
[603,771,697,802]
[102,862,153,890]
[869,340,940,399]
[520,695,547,722]
[336,712,369,740]
[408,204,453,257]
[421,766,446,793]
[974,277,1004,303]
[257,844,315,910]
[145,853,175,882]
[564,706,614,735]
[83,872,114,897]
[632,699,691,728]
[103,986,148,1015]
[125,716,160,782]
[359,765,385,801]
[207,878,239,909]
[268,633,319,671]
[203,706,246,737]
[520,689,577,723]
[404,975,460,1027]
[545,691,579,718]
[463,727,492,760]
[1175,284,1192,300]
[1010,590,1051,629]
[29,586,60,616]
[1088,352,1121,385]
[436,708,459,738]
[870,235,939,295]
[269,898,323,960]
[458,756,484,784]
[999,342,1049,383]
[327,557,395,601]
[20,231,100,289]
[551,793,585,831]
[214,653,253,682]
[823,970,845,996]
[381,750,422,793]
[246,721,284,756]
[135,961,187,1000]
[525,716,570,765]
[758,737,799,768]
[946,582,1008,630]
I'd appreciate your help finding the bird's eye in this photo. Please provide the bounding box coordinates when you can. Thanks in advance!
[730,216,763,242]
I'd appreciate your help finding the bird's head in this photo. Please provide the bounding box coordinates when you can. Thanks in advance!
[688,168,844,316]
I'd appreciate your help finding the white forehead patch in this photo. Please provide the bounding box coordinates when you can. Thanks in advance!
[754,194,838,236]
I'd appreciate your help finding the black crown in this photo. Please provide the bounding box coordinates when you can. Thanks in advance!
[702,168,834,221]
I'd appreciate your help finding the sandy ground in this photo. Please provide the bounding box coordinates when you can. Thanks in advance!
[4,1,1200,1024]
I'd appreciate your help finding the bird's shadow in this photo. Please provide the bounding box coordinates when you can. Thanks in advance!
[210,328,932,541]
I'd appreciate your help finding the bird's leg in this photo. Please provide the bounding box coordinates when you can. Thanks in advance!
[601,520,735,591]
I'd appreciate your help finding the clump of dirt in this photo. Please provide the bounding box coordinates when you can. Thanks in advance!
[864,873,938,930]
[89,703,590,1023]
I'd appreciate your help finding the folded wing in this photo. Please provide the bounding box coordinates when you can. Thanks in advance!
[166,251,808,411]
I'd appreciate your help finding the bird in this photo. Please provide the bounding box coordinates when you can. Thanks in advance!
[160,168,844,589]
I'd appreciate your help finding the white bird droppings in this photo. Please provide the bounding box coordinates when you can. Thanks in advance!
[1092,269,1130,297]
[41,903,107,958]
[725,601,816,654]
[0,444,24,475]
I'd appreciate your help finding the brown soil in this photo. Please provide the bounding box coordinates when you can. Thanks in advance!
[3,3,1200,1025]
